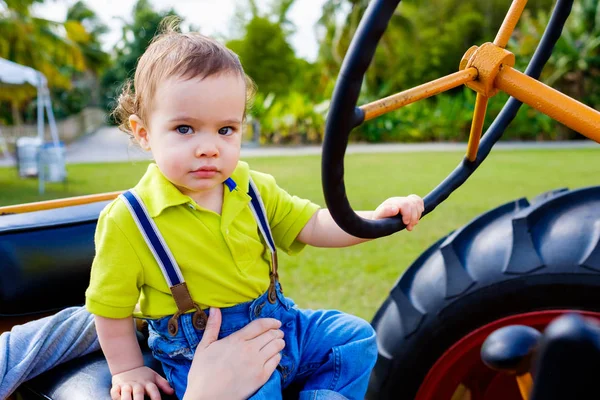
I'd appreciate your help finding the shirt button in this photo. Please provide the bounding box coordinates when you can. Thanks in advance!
[225,229,230,234]
[188,203,195,210]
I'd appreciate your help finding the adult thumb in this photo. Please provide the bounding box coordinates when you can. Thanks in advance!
[198,307,221,350]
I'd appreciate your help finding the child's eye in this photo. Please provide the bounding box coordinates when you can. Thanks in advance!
[176,125,194,135]
[218,127,235,136]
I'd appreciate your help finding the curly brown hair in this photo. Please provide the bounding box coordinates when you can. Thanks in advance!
[113,17,256,136]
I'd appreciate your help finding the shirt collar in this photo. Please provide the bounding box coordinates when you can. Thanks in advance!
[134,162,251,218]
[228,160,250,195]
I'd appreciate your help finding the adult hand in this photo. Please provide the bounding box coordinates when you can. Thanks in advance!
[183,308,285,400]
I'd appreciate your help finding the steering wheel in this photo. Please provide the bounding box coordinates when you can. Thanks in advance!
[322,0,600,239]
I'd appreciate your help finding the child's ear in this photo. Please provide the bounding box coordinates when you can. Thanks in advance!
[129,115,151,151]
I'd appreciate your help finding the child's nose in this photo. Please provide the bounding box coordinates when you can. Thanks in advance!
[194,138,219,158]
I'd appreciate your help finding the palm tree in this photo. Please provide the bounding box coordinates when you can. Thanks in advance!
[0,0,86,125]
[0,0,86,90]
[65,1,110,106]
[65,1,110,76]
[0,0,112,121]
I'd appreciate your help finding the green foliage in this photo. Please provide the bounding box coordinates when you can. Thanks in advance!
[0,1,86,91]
[250,91,328,144]
[224,0,328,143]
[317,0,554,96]
[509,0,600,139]
[352,87,558,143]
[227,16,299,96]
[514,0,600,107]
[89,0,596,144]
[99,0,178,119]
[65,1,110,76]
[312,0,589,143]
[226,0,593,144]
[0,0,110,125]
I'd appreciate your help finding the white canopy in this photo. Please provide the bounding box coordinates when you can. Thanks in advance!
[0,58,47,87]
[0,57,63,193]
[0,57,58,146]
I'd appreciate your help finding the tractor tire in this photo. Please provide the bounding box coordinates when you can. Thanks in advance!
[367,185,600,399]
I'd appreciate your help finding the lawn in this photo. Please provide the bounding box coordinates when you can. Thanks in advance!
[2,148,599,320]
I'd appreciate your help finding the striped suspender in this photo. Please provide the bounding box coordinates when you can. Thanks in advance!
[119,177,278,335]
[247,177,280,303]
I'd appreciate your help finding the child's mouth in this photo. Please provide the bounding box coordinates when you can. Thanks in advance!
[191,166,218,178]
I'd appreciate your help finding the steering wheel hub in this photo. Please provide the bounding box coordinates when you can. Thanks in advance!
[461,43,516,97]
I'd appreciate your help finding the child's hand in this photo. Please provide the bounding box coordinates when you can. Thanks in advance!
[372,195,424,231]
[111,366,174,400]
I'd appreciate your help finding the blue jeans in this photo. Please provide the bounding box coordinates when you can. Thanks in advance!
[0,307,100,399]
[147,284,378,400]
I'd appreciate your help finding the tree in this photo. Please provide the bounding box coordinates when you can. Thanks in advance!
[513,0,600,138]
[0,0,90,124]
[0,0,88,90]
[311,0,565,142]
[99,0,178,114]
[315,0,554,100]
[65,1,110,77]
[227,17,299,95]
[226,0,300,96]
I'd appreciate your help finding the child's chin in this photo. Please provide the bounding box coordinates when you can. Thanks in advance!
[173,180,219,194]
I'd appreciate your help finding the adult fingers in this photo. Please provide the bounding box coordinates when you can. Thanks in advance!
[249,328,284,351]
[198,307,222,350]
[233,318,282,341]
[263,352,282,379]
[259,337,286,359]
[145,382,161,400]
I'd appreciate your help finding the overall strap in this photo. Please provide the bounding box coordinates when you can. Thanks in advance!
[247,176,280,303]
[120,177,281,336]
[120,190,207,335]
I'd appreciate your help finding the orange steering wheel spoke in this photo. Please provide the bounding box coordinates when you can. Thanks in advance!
[359,68,478,122]
[466,94,489,162]
[494,0,529,49]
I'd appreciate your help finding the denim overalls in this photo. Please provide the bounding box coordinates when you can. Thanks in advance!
[121,177,378,400]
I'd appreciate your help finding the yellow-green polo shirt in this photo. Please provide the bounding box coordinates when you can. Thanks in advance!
[85,161,320,319]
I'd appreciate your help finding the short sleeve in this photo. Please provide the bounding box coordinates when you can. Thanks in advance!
[85,207,143,318]
[250,171,320,255]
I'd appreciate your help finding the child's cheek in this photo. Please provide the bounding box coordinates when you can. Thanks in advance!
[169,158,187,176]
[160,150,187,179]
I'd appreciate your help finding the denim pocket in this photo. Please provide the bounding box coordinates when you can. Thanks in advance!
[157,354,193,400]
[148,330,194,361]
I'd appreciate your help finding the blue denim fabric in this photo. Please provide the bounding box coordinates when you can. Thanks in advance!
[147,283,378,400]
[0,307,100,399]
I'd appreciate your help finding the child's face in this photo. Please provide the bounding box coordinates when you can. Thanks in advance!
[134,73,246,199]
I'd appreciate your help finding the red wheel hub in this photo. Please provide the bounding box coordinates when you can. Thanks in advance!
[415,310,600,399]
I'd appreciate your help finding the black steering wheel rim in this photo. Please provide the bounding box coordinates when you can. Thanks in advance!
[322,0,574,239]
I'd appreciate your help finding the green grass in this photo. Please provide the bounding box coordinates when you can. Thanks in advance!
[2,148,600,320]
